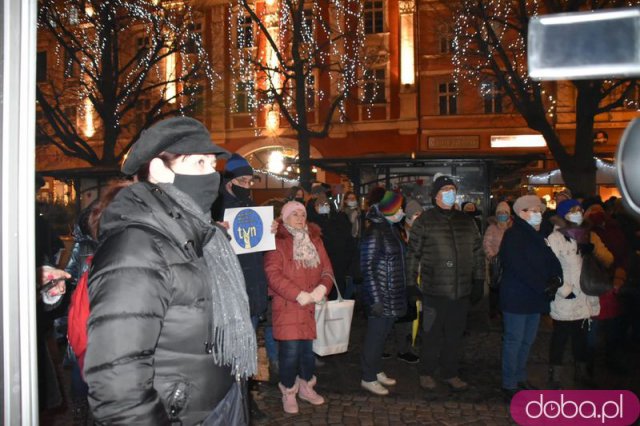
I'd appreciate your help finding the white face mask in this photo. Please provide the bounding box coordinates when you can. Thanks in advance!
[386,209,405,223]
[566,212,584,226]
[318,205,330,215]
[346,200,358,208]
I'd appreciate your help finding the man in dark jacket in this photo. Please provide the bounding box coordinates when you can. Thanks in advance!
[215,153,269,421]
[216,153,268,324]
[406,174,485,392]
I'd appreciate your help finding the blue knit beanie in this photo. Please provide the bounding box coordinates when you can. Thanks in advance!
[224,153,253,178]
[557,199,580,218]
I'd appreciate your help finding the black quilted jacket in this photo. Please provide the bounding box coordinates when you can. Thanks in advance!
[85,183,232,425]
[360,206,408,318]
[406,206,484,300]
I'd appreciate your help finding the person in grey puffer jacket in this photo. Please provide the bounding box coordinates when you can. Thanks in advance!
[406,174,484,392]
[84,117,257,425]
[360,191,408,396]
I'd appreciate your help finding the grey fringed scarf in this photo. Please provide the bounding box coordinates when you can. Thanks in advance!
[157,183,257,378]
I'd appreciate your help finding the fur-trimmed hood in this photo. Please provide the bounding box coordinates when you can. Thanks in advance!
[274,220,323,240]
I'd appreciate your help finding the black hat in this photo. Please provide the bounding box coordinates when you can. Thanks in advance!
[430,174,457,197]
[121,116,230,175]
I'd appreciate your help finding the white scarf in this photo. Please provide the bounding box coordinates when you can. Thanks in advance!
[284,223,320,269]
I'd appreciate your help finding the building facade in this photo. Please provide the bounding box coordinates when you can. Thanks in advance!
[36,0,638,207]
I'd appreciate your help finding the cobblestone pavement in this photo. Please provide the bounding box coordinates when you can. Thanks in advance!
[43,302,640,425]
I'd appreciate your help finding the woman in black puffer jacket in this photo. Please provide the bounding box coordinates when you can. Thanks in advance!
[359,191,408,396]
[84,117,256,425]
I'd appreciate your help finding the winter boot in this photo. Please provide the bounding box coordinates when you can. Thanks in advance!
[547,365,563,390]
[278,382,299,414]
[297,376,325,405]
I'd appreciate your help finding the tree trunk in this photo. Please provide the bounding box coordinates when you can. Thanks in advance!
[560,165,597,197]
[298,131,312,191]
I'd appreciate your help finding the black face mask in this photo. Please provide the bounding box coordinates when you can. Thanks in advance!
[172,171,220,213]
[294,197,305,204]
[231,184,251,200]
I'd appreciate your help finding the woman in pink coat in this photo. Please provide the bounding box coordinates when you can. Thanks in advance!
[264,201,334,414]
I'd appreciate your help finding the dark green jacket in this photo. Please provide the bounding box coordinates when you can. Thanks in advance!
[406,206,484,299]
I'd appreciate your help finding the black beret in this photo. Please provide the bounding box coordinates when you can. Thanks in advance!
[121,116,230,175]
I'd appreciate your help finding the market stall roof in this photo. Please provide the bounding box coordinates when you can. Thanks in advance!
[527,157,616,185]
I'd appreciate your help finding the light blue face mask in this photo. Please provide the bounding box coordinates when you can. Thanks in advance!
[318,205,330,215]
[442,190,456,207]
[526,211,542,227]
[496,213,510,223]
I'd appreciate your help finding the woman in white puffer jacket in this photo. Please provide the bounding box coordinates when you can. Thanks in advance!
[546,199,612,389]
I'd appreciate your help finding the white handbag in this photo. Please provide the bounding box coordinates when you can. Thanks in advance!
[313,275,355,356]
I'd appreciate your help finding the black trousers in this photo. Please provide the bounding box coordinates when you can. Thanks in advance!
[549,319,589,365]
[419,296,470,379]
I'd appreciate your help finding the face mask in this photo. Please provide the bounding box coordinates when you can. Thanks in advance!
[496,213,510,223]
[318,205,330,215]
[566,212,584,226]
[346,200,358,208]
[172,171,220,213]
[441,190,456,207]
[294,197,305,204]
[386,209,405,223]
[525,211,542,227]
[231,184,251,200]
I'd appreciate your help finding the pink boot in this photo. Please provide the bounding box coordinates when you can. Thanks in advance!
[278,382,299,414]
[297,376,325,405]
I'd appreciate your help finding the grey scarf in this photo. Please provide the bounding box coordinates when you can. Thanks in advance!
[157,183,257,378]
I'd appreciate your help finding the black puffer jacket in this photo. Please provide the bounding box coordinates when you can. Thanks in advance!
[406,206,484,299]
[218,188,268,318]
[85,183,232,425]
[360,206,408,318]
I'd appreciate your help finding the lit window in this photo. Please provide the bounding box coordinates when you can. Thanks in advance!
[438,82,457,115]
[363,69,386,104]
[364,1,384,34]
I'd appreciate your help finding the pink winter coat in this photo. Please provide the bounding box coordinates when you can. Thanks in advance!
[264,222,334,341]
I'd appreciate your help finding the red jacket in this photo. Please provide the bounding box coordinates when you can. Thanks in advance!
[264,222,334,341]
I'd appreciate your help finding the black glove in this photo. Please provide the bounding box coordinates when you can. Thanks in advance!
[578,242,595,255]
[470,279,484,305]
[370,302,384,317]
[406,285,423,305]
[544,276,562,301]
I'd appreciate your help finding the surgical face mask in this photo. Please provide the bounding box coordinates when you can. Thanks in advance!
[566,212,584,226]
[441,190,456,207]
[172,171,220,213]
[386,209,405,223]
[525,211,542,227]
[346,200,358,208]
[496,213,510,223]
[318,205,330,215]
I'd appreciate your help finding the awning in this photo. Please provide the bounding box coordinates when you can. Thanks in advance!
[527,158,616,185]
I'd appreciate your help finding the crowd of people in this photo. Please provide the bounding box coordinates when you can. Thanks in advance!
[35,117,640,425]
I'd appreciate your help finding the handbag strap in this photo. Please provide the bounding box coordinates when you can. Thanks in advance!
[320,272,342,301]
